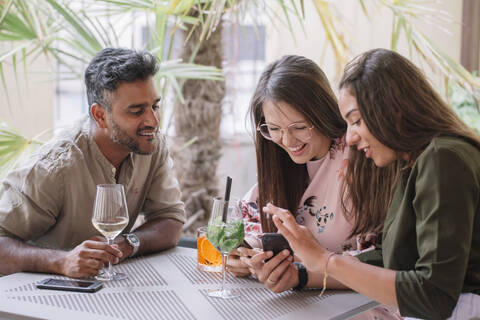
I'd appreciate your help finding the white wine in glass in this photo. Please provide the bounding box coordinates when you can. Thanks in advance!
[92,218,128,239]
[92,184,129,281]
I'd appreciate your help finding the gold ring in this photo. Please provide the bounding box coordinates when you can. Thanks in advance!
[267,278,277,285]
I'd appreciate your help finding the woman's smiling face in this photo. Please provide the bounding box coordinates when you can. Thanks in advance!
[262,100,332,164]
[338,89,399,167]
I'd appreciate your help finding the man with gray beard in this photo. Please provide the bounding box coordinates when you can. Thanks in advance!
[0,48,185,278]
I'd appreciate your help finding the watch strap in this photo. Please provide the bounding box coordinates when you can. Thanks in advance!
[123,233,140,257]
[292,262,308,291]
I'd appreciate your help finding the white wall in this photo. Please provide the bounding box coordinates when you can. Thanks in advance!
[0,44,54,140]
[217,135,257,199]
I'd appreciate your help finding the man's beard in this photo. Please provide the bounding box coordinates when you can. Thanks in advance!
[109,118,158,155]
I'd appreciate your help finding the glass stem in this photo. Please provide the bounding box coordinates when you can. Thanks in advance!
[221,254,228,293]
[107,238,114,276]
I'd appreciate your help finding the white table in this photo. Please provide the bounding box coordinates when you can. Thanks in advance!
[0,247,377,320]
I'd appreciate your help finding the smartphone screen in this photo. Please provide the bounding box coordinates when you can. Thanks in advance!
[37,278,103,293]
[45,279,95,287]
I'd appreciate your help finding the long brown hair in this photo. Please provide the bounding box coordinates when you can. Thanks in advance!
[339,48,480,236]
[249,55,346,232]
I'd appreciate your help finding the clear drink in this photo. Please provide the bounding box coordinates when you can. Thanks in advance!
[92,217,129,239]
[92,184,129,281]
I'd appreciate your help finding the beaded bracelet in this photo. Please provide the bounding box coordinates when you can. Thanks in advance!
[319,252,338,297]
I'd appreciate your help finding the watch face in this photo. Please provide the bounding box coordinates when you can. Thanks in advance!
[127,234,140,246]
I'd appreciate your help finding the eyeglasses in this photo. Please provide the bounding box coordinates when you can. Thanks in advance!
[257,122,314,142]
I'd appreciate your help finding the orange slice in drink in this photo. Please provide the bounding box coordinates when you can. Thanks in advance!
[200,237,222,265]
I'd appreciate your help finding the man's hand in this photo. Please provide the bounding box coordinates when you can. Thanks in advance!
[90,235,132,263]
[59,239,122,278]
[113,236,134,262]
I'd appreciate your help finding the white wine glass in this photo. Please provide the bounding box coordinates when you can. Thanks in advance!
[92,184,129,281]
[206,198,244,299]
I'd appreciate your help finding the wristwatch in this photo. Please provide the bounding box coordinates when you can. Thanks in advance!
[123,233,140,257]
[292,262,308,291]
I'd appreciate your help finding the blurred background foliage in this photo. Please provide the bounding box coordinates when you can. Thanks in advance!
[0,0,479,181]
[449,73,480,135]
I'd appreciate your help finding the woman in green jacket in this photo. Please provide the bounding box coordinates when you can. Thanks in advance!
[264,48,480,319]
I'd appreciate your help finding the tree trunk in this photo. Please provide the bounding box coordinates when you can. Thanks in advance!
[173,19,225,236]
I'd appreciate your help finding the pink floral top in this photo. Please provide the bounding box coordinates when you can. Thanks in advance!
[240,137,361,253]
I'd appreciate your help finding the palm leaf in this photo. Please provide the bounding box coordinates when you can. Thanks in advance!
[0,0,14,24]
[358,0,370,19]
[0,122,43,180]
[0,64,10,106]
[378,0,480,99]
[157,59,223,80]
[0,7,39,40]
[313,0,349,77]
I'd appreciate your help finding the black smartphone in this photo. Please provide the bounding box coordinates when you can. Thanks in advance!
[261,233,293,262]
[36,278,103,293]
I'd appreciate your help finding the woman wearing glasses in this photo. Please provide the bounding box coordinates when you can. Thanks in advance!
[227,55,373,293]
[268,49,480,319]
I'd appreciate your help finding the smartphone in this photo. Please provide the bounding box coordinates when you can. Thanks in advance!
[261,233,293,262]
[36,278,103,293]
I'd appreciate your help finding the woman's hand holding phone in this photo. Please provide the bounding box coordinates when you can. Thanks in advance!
[265,203,328,272]
[245,248,298,293]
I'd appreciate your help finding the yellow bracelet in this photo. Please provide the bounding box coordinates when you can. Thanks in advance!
[319,251,338,297]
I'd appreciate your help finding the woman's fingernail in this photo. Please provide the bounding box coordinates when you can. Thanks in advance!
[266,251,273,257]
[283,249,290,256]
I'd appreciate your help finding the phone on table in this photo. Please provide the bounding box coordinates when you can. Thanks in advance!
[36,278,103,293]
[261,233,293,262]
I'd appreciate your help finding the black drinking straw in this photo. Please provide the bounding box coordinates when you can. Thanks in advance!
[222,176,232,222]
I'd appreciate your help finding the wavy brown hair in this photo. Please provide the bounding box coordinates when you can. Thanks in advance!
[249,55,346,232]
[339,48,480,236]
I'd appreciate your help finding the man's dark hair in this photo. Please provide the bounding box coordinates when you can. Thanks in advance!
[85,48,159,112]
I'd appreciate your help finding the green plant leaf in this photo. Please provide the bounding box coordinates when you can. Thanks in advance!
[44,0,102,52]
[0,122,43,179]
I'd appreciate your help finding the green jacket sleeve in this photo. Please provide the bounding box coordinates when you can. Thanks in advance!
[356,246,383,267]
[395,144,478,319]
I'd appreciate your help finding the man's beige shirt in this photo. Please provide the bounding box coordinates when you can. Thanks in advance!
[0,117,185,249]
